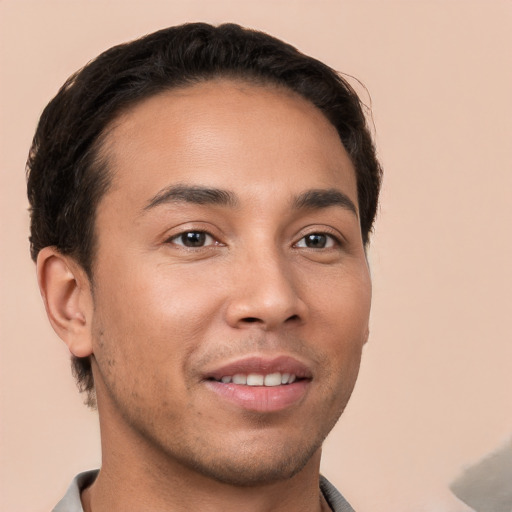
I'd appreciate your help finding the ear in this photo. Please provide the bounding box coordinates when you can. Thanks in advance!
[363,326,370,345]
[37,247,94,358]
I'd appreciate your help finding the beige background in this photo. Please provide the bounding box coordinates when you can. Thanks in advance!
[1,1,511,511]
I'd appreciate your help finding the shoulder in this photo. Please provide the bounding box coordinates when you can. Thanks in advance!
[52,470,99,512]
[320,475,356,512]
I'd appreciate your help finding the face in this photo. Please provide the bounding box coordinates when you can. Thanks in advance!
[88,80,371,485]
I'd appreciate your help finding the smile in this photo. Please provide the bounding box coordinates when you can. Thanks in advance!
[203,356,311,412]
[214,372,297,386]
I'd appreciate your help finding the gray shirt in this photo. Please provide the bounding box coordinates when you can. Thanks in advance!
[52,470,355,512]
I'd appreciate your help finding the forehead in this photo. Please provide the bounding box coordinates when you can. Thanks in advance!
[100,79,357,209]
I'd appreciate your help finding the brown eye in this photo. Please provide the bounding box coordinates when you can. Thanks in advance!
[306,234,326,248]
[171,231,215,247]
[295,233,336,249]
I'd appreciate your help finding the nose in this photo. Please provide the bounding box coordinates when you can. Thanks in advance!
[224,249,308,331]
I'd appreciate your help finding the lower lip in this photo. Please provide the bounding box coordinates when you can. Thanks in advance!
[205,380,309,412]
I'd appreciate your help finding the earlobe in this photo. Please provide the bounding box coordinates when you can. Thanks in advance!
[363,326,370,345]
[37,247,94,358]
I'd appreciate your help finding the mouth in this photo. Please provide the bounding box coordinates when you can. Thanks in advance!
[209,372,299,386]
[203,356,312,412]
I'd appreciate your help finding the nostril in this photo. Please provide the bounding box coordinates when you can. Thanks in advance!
[242,317,260,323]
[240,314,300,326]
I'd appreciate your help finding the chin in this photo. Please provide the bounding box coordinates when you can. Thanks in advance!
[169,428,326,488]
[190,447,320,487]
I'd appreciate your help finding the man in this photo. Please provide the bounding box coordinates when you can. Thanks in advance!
[27,23,382,512]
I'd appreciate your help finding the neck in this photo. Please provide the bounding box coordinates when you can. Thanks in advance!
[82,463,329,512]
[82,450,327,512]
[82,396,329,512]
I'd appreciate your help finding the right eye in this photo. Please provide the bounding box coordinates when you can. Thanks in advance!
[168,231,217,248]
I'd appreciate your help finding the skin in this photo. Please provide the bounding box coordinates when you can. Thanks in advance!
[39,79,372,512]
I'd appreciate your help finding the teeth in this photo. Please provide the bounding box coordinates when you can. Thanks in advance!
[247,373,264,385]
[264,373,282,387]
[219,372,297,386]
[232,374,247,385]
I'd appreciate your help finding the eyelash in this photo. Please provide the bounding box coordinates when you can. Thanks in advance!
[166,230,341,250]
[167,231,221,248]
[293,232,340,249]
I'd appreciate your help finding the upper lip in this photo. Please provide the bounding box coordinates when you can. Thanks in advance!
[203,355,313,381]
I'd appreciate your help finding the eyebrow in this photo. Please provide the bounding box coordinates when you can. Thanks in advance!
[143,184,357,216]
[144,184,239,211]
[292,188,358,216]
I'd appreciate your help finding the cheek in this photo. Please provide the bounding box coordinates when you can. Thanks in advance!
[91,260,225,366]
[310,266,371,340]
[306,266,371,393]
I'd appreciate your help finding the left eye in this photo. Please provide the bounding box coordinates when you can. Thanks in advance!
[295,233,336,249]
[170,231,216,248]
